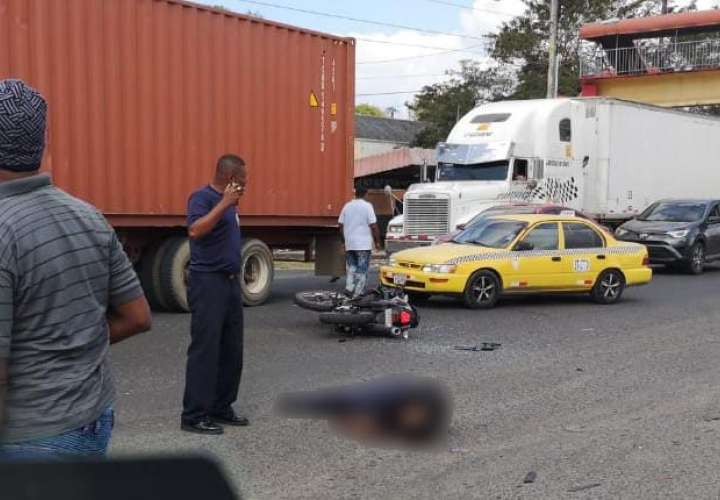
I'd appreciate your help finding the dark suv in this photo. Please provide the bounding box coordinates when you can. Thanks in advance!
[614,199,720,274]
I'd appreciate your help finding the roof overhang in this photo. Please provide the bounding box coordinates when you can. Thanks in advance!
[354,148,436,178]
[581,9,720,43]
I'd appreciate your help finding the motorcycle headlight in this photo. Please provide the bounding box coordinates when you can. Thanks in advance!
[666,229,689,239]
[615,228,629,237]
[422,264,457,273]
[387,225,403,234]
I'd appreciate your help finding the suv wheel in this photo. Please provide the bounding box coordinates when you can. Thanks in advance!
[685,242,705,275]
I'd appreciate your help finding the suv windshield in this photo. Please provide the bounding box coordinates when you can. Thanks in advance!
[453,219,527,248]
[638,202,707,222]
[437,161,509,181]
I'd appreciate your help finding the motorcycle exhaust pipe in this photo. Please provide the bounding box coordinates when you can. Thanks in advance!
[367,324,403,337]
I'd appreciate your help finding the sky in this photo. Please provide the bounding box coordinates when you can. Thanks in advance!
[194,0,720,118]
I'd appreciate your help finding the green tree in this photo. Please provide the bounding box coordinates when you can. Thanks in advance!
[490,0,690,99]
[355,104,386,117]
[406,61,515,147]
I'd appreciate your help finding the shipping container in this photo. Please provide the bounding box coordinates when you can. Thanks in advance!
[0,0,355,308]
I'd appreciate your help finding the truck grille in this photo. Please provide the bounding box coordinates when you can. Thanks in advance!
[405,197,450,235]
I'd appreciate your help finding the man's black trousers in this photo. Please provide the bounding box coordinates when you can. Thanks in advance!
[182,271,244,424]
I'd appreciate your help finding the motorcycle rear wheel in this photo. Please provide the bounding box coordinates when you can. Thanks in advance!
[319,311,376,325]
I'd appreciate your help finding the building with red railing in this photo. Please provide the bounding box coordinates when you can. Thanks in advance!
[580,10,720,106]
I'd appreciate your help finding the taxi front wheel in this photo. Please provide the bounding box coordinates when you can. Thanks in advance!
[591,269,625,305]
[463,271,500,309]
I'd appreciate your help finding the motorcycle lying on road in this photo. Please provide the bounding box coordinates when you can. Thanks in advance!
[294,286,419,340]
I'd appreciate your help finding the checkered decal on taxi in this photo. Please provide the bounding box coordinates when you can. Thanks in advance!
[445,246,644,266]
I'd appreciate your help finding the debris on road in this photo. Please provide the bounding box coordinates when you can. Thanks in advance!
[523,471,537,484]
[702,414,720,422]
[454,343,501,352]
[562,424,587,433]
[567,482,602,493]
[576,368,584,372]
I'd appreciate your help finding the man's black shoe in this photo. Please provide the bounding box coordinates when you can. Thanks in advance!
[211,411,249,427]
[181,418,224,435]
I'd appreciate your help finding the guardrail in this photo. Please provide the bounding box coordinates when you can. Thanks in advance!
[580,38,720,78]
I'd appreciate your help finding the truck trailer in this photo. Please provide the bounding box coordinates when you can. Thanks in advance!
[0,0,355,310]
[386,97,720,253]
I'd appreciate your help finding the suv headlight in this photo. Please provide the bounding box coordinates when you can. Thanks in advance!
[387,225,403,234]
[422,264,457,273]
[666,229,689,239]
[615,227,629,237]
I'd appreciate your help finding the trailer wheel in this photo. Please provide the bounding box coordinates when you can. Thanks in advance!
[241,239,273,306]
[139,241,171,311]
[159,237,190,312]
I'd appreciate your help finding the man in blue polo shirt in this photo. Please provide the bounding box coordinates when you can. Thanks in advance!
[181,155,249,435]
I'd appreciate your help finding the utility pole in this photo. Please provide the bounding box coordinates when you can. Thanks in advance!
[546,0,560,99]
[661,0,668,14]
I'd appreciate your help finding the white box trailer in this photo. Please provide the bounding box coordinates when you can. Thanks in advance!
[574,98,720,221]
[386,97,720,252]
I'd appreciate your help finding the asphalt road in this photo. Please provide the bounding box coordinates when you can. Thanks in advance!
[110,266,720,500]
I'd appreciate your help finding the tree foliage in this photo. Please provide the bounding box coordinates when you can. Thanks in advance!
[355,103,386,117]
[407,61,515,147]
[491,0,696,99]
[406,0,706,147]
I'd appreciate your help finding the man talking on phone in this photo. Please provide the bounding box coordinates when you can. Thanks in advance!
[181,154,249,435]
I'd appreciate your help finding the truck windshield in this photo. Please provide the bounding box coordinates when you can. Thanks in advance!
[437,160,509,181]
[452,219,527,248]
[638,202,707,222]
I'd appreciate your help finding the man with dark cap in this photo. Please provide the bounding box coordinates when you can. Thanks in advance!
[181,154,249,435]
[0,79,152,459]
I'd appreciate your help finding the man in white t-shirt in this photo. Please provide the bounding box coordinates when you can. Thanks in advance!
[338,187,381,297]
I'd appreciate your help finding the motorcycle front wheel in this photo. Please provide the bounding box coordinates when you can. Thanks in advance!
[294,290,342,312]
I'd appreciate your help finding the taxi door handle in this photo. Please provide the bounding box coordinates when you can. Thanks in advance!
[597,255,606,260]
[551,256,562,262]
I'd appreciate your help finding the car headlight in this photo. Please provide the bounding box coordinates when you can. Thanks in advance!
[422,264,457,273]
[666,229,689,239]
[615,228,629,237]
[389,257,397,266]
[387,225,403,234]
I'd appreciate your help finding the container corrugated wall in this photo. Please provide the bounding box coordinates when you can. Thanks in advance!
[0,0,355,227]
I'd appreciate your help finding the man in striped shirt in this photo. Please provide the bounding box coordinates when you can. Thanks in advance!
[0,79,152,459]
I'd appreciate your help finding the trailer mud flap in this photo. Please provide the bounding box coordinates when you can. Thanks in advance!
[315,234,345,277]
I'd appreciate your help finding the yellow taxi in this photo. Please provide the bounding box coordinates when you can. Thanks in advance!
[381,214,652,309]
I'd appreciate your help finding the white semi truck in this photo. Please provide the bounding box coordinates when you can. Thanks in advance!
[385,97,720,253]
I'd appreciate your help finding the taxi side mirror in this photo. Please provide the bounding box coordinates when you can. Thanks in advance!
[514,241,534,252]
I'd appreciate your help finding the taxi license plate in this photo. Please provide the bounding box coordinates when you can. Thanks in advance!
[393,273,408,286]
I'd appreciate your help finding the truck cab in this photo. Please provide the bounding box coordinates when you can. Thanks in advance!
[386,99,585,254]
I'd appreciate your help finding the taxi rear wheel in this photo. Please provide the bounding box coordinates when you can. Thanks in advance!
[591,269,625,305]
[463,271,500,309]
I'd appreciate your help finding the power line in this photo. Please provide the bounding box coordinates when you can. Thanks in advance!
[423,0,518,16]
[357,43,487,64]
[357,73,451,80]
[355,37,484,54]
[232,0,488,42]
[357,90,424,96]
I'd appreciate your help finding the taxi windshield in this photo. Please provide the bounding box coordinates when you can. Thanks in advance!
[452,219,528,248]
